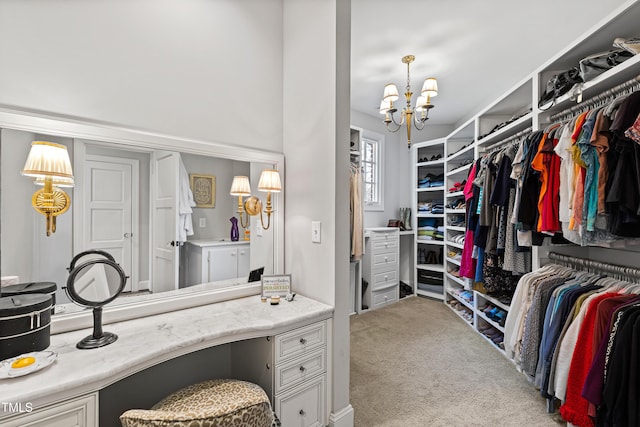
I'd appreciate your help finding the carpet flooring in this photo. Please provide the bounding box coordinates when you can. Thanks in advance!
[350,295,566,426]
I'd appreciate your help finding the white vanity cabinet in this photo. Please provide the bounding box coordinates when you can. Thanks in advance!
[233,320,329,427]
[2,393,97,427]
[362,228,399,310]
[185,240,250,285]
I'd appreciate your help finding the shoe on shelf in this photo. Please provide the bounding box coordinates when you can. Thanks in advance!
[613,37,640,55]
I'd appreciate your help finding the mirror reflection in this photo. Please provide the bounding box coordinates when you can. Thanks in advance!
[0,128,277,313]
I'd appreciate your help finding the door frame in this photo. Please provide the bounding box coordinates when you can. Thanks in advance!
[73,141,140,292]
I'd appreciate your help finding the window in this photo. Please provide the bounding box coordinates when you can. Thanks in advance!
[361,133,384,211]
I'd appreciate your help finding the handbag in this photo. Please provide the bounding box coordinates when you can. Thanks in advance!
[579,48,634,82]
[538,67,583,110]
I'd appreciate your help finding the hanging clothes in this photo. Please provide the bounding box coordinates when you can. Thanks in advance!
[350,164,364,259]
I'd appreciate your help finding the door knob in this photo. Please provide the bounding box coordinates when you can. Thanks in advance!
[124,233,131,238]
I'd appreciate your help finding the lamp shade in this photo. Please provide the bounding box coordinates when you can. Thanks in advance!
[421,78,438,98]
[21,141,74,179]
[415,96,428,111]
[230,176,251,196]
[383,84,400,102]
[379,100,391,114]
[257,170,282,193]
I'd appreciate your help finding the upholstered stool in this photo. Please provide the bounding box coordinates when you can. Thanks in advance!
[120,379,274,427]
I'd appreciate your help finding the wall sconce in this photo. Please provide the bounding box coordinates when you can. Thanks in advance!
[229,169,281,230]
[21,141,75,236]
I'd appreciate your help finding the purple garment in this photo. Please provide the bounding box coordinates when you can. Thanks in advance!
[581,295,640,407]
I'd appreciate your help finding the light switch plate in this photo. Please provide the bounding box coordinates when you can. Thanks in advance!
[199,218,206,228]
[311,221,321,243]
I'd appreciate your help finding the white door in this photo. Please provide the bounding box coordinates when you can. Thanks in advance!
[151,151,180,293]
[82,157,138,292]
[237,246,250,279]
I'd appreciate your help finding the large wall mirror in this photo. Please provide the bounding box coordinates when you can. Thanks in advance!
[0,109,283,333]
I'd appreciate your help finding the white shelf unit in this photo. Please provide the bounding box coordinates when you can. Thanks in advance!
[412,138,446,300]
[436,0,640,358]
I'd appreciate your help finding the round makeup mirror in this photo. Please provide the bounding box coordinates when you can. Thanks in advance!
[65,250,127,349]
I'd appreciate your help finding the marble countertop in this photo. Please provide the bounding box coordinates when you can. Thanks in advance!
[0,294,332,417]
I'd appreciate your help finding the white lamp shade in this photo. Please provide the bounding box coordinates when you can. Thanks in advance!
[21,141,74,179]
[257,170,282,193]
[35,176,75,188]
[379,100,391,114]
[230,176,251,196]
[415,96,428,111]
[383,84,399,102]
[421,78,438,98]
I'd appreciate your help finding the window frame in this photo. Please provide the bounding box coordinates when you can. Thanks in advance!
[360,131,385,212]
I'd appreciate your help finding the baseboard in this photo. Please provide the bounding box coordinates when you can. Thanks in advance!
[138,280,150,291]
[329,404,354,427]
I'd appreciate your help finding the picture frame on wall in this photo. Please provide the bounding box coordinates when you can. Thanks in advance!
[261,274,292,298]
[190,174,216,208]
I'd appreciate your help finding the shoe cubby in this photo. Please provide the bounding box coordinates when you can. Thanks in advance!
[476,318,505,352]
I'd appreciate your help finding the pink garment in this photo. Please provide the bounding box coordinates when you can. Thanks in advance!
[459,162,477,279]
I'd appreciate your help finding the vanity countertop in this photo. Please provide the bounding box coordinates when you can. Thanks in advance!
[186,239,250,247]
[0,294,333,417]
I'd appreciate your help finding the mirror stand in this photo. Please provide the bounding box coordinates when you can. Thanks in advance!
[77,306,118,349]
[65,250,127,350]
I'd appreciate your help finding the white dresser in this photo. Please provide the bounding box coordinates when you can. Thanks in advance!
[362,227,399,310]
[185,240,250,285]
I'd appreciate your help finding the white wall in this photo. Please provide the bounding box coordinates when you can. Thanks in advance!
[350,110,452,228]
[283,0,353,424]
[0,0,284,153]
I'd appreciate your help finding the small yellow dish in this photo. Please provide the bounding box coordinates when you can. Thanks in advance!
[11,356,36,369]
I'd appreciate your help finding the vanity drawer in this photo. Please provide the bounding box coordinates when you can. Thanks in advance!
[370,269,398,290]
[275,347,326,392]
[371,287,398,308]
[275,375,326,427]
[275,321,326,363]
[2,393,97,427]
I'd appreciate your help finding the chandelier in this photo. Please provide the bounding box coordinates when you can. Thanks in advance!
[380,55,438,149]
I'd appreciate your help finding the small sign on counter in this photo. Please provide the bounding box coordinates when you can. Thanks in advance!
[261,274,291,299]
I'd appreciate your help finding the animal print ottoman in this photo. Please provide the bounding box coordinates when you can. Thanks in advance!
[120,379,274,427]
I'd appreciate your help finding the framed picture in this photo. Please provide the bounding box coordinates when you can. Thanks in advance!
[190,174,216,208]
[261,274,292,298]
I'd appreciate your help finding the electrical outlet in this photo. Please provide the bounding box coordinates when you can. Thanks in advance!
[311,221,321,243]
[199,218,206,228]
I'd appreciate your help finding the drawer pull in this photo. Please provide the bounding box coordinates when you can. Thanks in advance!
[299,338,307,345]
[299,409,306,416]
[299,365,306,373]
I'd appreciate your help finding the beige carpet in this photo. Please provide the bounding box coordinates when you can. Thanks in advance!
[350,296,566,427]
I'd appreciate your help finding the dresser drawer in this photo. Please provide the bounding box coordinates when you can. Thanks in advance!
[371,287,398,308]
[276,321,326,362]
[370,238,398,253]
[275,347,326,392]
[369,230,398,243]
[371,251,398,269]
[371,269,398,290]
[275,375,326,427]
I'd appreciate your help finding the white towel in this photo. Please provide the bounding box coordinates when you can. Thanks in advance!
[178,156,196,242]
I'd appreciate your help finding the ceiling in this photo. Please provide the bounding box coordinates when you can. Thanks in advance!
[351,0,629,127]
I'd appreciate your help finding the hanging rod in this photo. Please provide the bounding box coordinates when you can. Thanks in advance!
[550,74,640,122]
[482,127,533,153]
[548,251,640,282]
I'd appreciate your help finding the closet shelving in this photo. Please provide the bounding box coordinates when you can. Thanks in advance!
[430,0,640,359]
[412,138,446,300]
[442,121,474,317]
